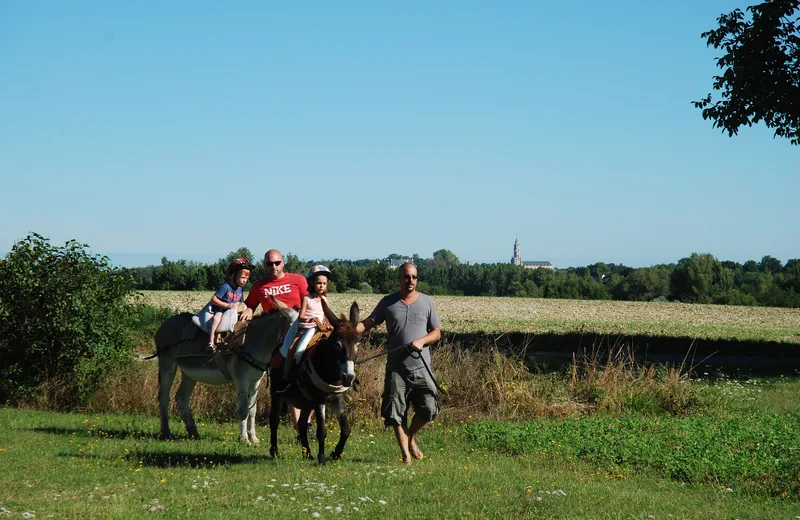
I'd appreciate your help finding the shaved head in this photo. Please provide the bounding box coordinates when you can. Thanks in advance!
[398,262,418,296]
[265,249,283,262]
[264,249,285,280]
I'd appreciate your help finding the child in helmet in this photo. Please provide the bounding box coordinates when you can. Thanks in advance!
[276,265,331,392]
[196,257,253,352]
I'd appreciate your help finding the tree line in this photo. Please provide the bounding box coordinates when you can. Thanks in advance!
[125,249,800,308]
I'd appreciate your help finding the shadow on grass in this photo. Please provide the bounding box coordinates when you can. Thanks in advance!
[58,449,274,468]
[60,448,374,468]
[31,426,162,440]
[126,450,271,468]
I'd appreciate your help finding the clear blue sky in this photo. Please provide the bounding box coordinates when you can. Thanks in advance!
[1,1,797,268]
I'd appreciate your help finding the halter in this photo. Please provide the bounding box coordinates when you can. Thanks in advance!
[303,357,351,395]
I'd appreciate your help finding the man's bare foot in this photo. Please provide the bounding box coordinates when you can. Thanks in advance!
[409,439,423,460]
[401,455,412,466]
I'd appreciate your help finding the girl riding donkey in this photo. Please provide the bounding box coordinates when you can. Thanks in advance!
[276,265,332,393]
[192,257,254,351]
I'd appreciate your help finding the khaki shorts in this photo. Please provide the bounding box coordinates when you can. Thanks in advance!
[381,368,440,427]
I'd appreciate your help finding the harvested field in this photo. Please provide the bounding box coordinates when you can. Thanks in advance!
[136,291,800,344]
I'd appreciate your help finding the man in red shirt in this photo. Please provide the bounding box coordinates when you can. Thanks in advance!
[241,249,308,320]
[240,249,310,432]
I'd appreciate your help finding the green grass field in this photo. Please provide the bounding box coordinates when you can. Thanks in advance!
[2,381,799,520]
[3,294,798,518]
[136,291,800,344]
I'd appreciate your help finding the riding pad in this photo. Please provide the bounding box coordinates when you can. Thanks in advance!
[175,320,248,359]
[191,306,240,334]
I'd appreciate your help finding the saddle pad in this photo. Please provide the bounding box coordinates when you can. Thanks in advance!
[191,307,240,334]
[175,323,234,359]
[302,326,334,359]
[217,320,248,350]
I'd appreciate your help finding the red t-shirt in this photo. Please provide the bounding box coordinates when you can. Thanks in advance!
[244,273,308,313]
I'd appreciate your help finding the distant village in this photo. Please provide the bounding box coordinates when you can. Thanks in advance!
[382,238,553,270]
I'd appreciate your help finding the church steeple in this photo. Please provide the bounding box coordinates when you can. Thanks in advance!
[512,236,521,266]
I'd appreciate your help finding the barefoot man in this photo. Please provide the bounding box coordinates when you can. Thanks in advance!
[356,262,441,464]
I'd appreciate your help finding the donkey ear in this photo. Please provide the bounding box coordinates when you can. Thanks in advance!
[349,302,360,326]
[321,298,340,328]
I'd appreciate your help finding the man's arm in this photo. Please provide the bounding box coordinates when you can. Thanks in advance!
[240,282,261,321]
[410,327,441,351]
[356,316,376,334]
[356,298,385,334]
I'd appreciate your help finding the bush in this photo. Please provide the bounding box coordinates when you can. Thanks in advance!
[0,233,136,407]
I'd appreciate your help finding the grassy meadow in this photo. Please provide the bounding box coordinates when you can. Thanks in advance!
[3,292,799,518]
[136,291,800,344]
[2,375,799,519]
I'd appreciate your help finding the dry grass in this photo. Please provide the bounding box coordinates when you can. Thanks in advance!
[89,336,697,426]
[568,344,696,415]
[136,291,800,344]
[105,290,793,427]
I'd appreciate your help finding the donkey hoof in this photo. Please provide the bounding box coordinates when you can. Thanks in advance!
[329,452,341,462]
[250,436,260,445]
[270,447,279,459]
[159,432,172,441]
[318,454,327,465]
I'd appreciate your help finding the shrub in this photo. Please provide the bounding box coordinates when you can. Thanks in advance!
[0,233,136,407]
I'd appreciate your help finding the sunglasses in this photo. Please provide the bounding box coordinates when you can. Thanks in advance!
[265,260,282,267]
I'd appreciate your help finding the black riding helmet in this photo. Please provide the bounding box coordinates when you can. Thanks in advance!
[227,257,254,278]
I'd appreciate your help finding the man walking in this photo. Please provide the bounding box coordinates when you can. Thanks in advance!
[357,262,441,464]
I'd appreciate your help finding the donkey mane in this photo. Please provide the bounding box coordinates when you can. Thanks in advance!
[335,318,359,341]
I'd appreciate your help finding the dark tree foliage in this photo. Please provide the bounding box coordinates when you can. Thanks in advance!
[695,1,800,144]
[0,233,136,406]
[125,248,800,308]
[671,253,734,304]
[430,249,460,268]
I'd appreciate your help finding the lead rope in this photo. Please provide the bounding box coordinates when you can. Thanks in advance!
[407,346,447,394]
[358,343,447,394]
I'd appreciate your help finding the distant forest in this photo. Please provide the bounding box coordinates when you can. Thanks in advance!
[123,248,800,308]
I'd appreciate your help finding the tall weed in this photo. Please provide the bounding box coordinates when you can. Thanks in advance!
[88,319,700,424]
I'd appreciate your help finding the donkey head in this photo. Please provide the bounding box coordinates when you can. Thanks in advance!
[269,294,299,323]
[321,300,361,387]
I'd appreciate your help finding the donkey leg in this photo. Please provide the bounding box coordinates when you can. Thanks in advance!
[269,370,281,458]
[236,378,260,445]
[175,373,199,439]
[329,398,351,461]
[158,357,178,440]
[247,375,264,445]
[297,408,314,460]
[314,405,328,465]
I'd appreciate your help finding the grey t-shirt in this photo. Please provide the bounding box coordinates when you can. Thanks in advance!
[368,292,441,373]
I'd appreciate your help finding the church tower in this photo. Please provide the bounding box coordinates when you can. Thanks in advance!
[511,237,521,266]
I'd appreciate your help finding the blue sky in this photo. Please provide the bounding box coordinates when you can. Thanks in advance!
[1,1,797,268]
